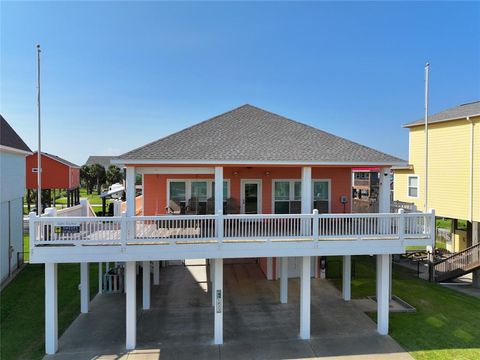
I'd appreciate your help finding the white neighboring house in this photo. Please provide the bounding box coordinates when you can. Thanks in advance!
[0,115,32,283]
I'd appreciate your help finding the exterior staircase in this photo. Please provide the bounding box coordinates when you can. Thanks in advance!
[434,243,480,282]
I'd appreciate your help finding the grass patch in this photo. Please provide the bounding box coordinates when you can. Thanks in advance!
[0,263,99,360]
[327,256,480,360]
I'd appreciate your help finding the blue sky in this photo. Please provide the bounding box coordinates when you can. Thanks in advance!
[1,1,479,165]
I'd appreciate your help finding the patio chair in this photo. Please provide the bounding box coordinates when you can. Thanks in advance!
[206,198,215,214]
[186,197,198,215]
[166,200,182,215]
[225,198,240,214]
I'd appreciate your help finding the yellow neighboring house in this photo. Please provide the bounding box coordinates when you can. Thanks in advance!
[393,100,480,253]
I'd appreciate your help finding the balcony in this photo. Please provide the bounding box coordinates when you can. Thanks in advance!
[29,211,435,263]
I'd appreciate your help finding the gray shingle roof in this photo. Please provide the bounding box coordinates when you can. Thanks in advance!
[0,115,32,153]
[405,100,480,127]
[85,155,116,169]
[116,105,405,165]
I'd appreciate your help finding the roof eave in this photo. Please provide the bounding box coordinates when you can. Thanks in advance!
[0,145,33,156]
[403,113,480,128]
[112,159,407,168]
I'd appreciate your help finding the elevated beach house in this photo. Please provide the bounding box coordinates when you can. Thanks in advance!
[29,105,435,354]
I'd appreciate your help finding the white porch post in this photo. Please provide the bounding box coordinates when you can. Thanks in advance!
[126,261,137,350]
[377,254,390,335]
[300,256,311,340]
[45,263,58,355]
[214,166,223,214]
[378,167,391,213]
[142,261,150,310]
[98,262,103,294]
[80,262,90,313]
[126,167,136,216]
[210,259,215,306]
[153,261,160,285]
[266,257,273,280]
[342,255,351,301]
[280,257,288,304]
[213,258,223,345]
[301,167,313,214]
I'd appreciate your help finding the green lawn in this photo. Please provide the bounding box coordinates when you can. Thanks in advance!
[55,188,106,205]
[0,263,99,360]
[327,256,480,360]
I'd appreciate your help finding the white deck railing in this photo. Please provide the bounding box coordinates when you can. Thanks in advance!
[29,210,435,250]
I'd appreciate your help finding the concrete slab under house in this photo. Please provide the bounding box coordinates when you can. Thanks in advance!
[29,105,435,356]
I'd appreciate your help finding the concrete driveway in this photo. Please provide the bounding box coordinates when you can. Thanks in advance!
[44,259,412,360]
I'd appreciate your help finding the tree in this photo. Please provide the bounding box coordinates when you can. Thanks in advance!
[92,164,106,195]
[106,165,123,186]
[80,165,96,194]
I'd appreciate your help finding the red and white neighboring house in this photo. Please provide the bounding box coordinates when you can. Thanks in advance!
[29,105,435,354]
[26,151,80,210]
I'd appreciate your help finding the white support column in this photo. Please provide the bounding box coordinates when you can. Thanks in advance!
[214,166,224,214]
[45,263,58,355]
[153,261,160,285]
[80,262,90,313]
[300,256,311,340]
[266,257,273,280]
[342,255,351,301]
[125,261,137,350]
[377,254,390,335]
[280,257,288,304]
[210,259,215,306]
[378,167,391,213]
[98,262,103,294]
[142,261,150,310]
[213,258,223,345]
[301,167,313,214]
[126,167,136,217]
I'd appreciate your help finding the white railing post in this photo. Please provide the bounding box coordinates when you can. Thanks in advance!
[217,210,223,245]
[29,211,37,255]
[121,212,127,250]
[312,209,319,242]
[80,198,88,217]
[398,209,405,243]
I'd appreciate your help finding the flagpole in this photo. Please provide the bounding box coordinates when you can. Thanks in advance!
[37,44,42,215]
[424,62,429,213]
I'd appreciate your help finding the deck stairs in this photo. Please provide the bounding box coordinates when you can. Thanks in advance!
[434,243,480,282]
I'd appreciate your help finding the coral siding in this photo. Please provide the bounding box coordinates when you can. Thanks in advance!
[143,167,352,215]
[26,153,80,189]
[142,166,352,280]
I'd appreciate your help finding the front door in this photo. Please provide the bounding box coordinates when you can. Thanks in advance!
[241,180,262,214]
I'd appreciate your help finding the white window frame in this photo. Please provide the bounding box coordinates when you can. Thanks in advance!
[312,179,331,214]
[166,179,230,208]
[240,179,263,214]
[271,179,302,214]
[407,175,419,198]
[271,178,331,214]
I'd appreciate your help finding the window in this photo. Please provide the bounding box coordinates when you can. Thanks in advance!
[408,176,418,197]
[273,180,302,214]
[169,181,186,207]
[313,180,329,213]
[168,180,229,210]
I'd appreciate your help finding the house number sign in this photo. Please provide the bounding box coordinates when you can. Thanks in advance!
[54,224,80,234]
[216,289,222,313]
